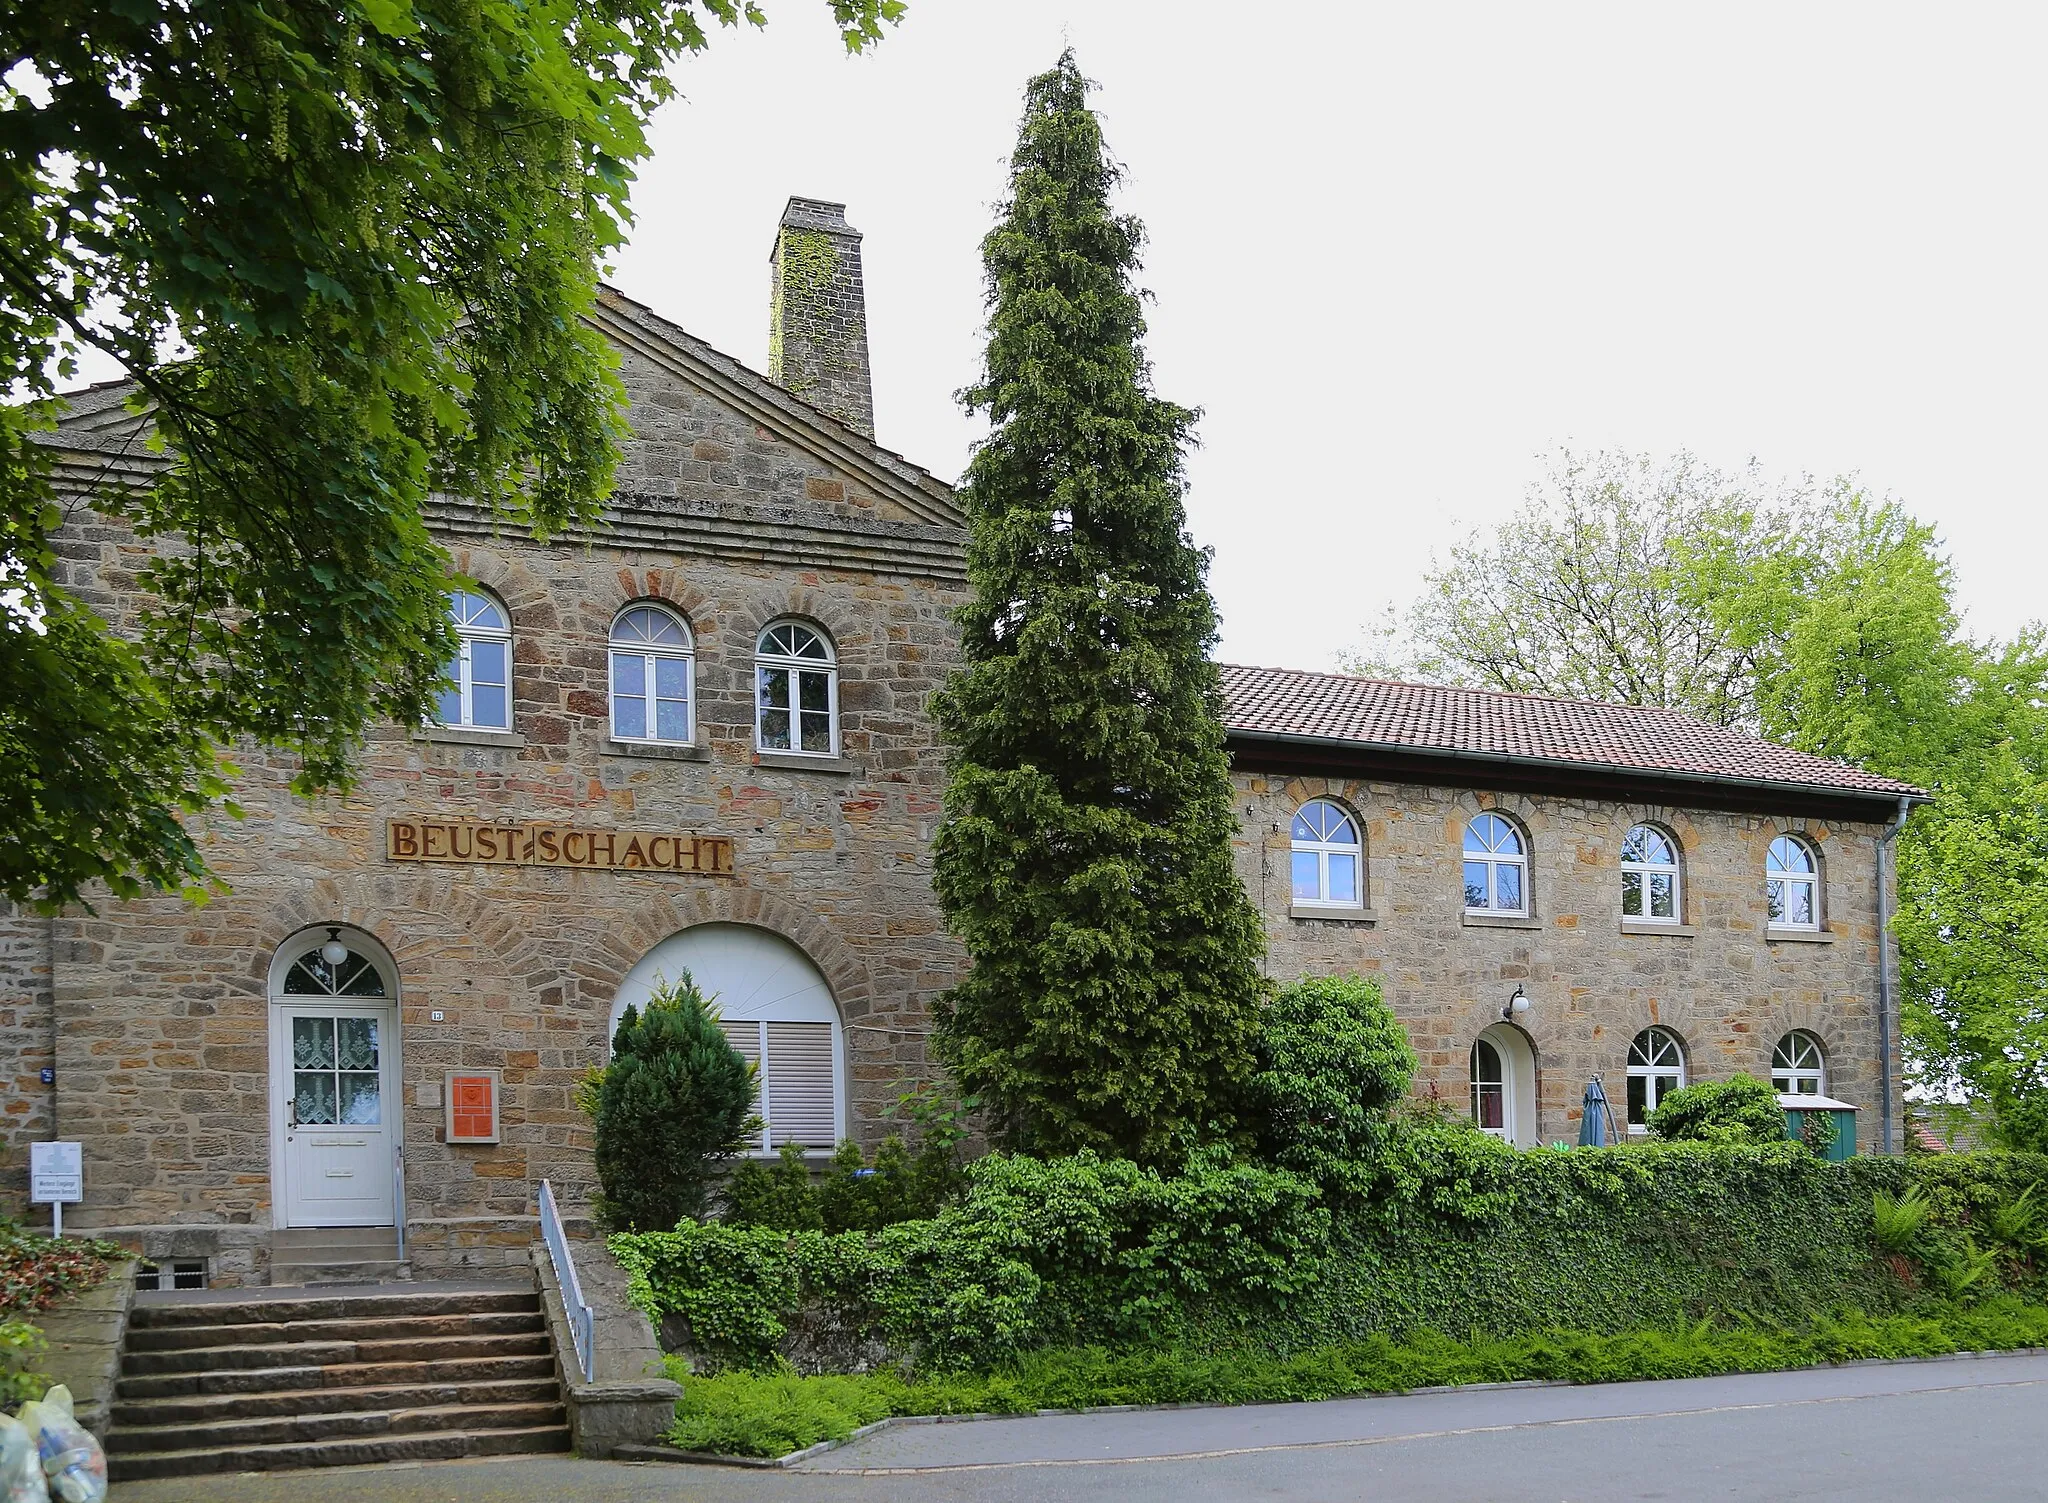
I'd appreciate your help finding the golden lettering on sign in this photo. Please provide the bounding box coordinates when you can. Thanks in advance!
[386,819,734,876]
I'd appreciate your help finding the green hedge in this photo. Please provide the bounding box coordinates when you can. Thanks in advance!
[610,1132,2048,1374]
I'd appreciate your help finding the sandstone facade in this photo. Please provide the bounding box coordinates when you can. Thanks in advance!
[2,208,1910,1287]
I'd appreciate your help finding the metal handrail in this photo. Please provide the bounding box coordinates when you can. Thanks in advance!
[539,1179,596,1383]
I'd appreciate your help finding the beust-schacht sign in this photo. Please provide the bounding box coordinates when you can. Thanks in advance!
[386,818,733,875]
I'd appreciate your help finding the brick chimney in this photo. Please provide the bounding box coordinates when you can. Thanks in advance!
[769,197,875,439]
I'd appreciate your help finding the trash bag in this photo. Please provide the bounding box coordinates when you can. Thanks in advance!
[0,1413,47,1503]
[17,1388,102,1503]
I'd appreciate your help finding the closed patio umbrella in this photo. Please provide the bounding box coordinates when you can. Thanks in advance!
[1580,1077,1615,1147]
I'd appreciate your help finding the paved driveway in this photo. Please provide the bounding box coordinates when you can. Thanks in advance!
[110,1349,2048,1502]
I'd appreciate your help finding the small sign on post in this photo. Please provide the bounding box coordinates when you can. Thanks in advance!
[30,1142,82,1239]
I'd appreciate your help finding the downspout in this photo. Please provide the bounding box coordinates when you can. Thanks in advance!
[1877,795,1913,1155]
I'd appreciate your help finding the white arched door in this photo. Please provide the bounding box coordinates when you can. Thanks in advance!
[613,924,844,1155]
[269,930,399,1228]
[1471,1024,1539,1148]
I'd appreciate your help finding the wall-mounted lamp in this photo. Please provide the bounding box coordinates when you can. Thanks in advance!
[1502,984,1529,1023]
[320,927,350,968]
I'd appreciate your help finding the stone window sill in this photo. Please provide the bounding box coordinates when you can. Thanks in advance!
[603,738,709,762]
[1462,912,1542,930]
[1766,926,1835,944]
[415,727,526,749]
[753,750,857,775]
[1621,920,1697,937]
[1289,905,1378,926]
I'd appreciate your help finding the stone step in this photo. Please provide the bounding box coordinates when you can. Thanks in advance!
[126,1310,544,1352]
[111,1375,563,1428]
[106,1399,568,1454]
[116,1352,559,1400]
[272,1227,401,1251]
[269,1259,409,1286]
[106,1422,570,1481]
[123,1331,551,1376]
[130,1286,537,1330]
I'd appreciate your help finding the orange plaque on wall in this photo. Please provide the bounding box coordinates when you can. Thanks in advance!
[446,1071,501,1144]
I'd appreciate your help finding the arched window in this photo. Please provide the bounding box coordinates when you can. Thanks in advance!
[610,605,693,744]
[1767,835,1820,930]
[1626,1026,1687,1130]
[1291,800,1363,908]
[611,923,843,1154]
[1471,1037,1507,1139]
[1463,813,1528,915]
[756,621,837,755]
[1773,1031,1826,1096]
[434,589,512,730]
[1621,824,1681,923]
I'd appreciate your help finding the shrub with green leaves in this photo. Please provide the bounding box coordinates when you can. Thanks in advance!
[1647,1073,1786,1145]
[590,974,757,1232]
[1872,1185,1931,1253]
[1247,974,1414,1190]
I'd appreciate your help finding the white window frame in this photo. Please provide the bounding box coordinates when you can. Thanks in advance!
[1471,1037,1508,1140]
[1290,800,1364,909]
[1626,1026,1687,1131]
[434,590,512,730]
[1463,813,1530,916]
[609,605,695,745]
[1621,824,1682,923]
[1767,835,1821,930]
[1772,1031,1826,1096]
[755,621,838,756]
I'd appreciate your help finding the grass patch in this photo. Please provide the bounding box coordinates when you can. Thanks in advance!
[665,1296,2048,1457]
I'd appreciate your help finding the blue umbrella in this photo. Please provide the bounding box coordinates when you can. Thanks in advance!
[1580,1077,1615,1147]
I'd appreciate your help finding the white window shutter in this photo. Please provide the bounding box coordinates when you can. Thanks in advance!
[764,1022,837,1148]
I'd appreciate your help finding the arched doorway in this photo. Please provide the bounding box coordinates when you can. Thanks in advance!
[268,927,401,1228]
[1470,1023,1539,1148]
[612,923,845,1156]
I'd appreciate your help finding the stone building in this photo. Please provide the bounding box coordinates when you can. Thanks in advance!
[1,198,1921,1287]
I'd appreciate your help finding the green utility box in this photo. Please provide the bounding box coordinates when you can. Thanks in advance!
[1780,1093,1858,1160]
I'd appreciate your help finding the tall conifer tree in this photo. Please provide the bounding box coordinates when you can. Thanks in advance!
[932,53,1266,1165]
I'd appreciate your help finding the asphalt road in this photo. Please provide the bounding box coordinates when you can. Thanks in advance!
[109,1349,2048,1502]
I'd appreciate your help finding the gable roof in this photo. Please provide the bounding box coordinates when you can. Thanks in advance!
[1219,663,1925,805]
[589,286,963,527]
[38,286,965,529]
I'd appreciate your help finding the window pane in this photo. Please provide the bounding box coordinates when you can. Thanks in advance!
[1767,878,1786,922]
[1496,863,1523,912]
[613,694,647,739]
[1622,869,1643,916]
[1327,853,1357,904]
[1796,1078,1818,1095]
[1464,861,1489,909]
[799,710,833,753]
[612,652,645,696]
[655,656,688,699]
[1292,851,1321,902]
[655,697,689,742]
[335,1017,378,1071]
[1627,1073,1648,1125]
[338,1072,381,1125]
[1788,881,1814,927]
[292,1017,335,1069]
[798,670,831,714]
[761,709,791,749]
[436,674,462,727]
[470,683,508,728]
[759,666,790,712]
[1649,873,1675,919]
[1475,1082,1504,1130]
[470,639,506,688]
[294,1072,338,1125]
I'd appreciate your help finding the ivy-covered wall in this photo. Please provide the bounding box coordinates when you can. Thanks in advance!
[612,1140,2048,1374]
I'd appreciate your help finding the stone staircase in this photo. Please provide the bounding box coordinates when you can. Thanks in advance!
[104,1282,569,1479]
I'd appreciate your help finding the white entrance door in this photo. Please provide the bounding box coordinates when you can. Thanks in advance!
[270,934,398,1229]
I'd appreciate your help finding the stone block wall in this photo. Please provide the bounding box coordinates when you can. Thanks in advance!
[1235,772,1898,1146]
[0,904,54,1208]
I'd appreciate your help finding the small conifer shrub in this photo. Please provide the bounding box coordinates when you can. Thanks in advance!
[591,974,756,1232]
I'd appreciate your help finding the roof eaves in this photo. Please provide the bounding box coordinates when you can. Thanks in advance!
[1224,725,1929,807]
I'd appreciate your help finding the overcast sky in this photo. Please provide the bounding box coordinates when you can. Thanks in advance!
[611,2,2047,672]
